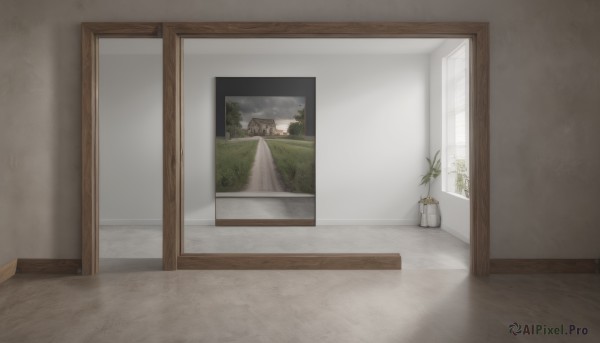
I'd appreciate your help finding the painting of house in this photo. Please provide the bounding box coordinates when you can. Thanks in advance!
[248,118,276,136]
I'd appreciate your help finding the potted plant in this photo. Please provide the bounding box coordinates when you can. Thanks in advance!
[419,150,441,227]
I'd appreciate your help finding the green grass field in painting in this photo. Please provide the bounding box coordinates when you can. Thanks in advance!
[265,139,315,194]
[215,138,259,192]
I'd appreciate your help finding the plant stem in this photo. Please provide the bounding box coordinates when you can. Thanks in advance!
[427,182,431,198]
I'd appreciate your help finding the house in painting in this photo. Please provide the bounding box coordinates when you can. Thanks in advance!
[248,118,276,136]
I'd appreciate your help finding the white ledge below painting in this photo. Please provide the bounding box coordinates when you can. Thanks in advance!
[216,192,315,198]
[99,219,420,226]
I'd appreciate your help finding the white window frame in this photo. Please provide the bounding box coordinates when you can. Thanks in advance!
[442,41,470,199]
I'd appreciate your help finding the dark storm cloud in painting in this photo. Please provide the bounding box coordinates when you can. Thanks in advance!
[226,96,305,129]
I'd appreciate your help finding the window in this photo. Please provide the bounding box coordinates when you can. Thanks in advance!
[442,42,470,198]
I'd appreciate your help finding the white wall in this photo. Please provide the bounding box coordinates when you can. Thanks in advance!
[184,51,430,225]
[98,51,163,225]
[429,40,470,243]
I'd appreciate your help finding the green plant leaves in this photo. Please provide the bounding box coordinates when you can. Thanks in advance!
[421,150,441,198]
[420,150,441,186]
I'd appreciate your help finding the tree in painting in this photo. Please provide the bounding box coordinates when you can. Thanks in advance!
[287,108,305,136]
[225,100,243,138]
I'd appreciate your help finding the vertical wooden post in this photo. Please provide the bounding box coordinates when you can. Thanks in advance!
[163,23,181,270]
[470,24,491,276]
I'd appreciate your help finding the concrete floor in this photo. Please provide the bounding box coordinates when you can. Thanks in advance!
[100,225,469,270]
[1,267,599,343]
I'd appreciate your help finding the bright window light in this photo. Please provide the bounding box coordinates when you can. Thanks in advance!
[442,42,470,198]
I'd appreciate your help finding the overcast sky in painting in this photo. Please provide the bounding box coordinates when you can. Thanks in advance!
[226,96,305,131]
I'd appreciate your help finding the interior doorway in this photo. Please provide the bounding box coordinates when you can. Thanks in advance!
[82,22,489,275]
[181,37,470,269]
[97,38,163,272]
[93,37,471,270]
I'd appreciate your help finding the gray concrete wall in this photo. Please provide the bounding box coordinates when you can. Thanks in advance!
[1,0,599,260]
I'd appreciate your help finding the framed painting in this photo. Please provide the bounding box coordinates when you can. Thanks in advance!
[215,77,316,225]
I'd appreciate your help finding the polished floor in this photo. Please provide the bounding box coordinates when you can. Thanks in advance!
[100,225,470,269]
[3,227,582,342]
[1,266,599,342]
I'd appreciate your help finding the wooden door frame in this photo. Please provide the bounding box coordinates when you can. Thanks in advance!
[82,22,489,276]
[81,23,163,275]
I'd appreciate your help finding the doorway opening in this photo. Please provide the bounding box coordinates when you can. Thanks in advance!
[181,38,470,270]
[82,22,489,275]
[97,38,163,272]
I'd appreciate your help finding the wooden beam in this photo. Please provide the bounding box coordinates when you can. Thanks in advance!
[216,219,316,226]
[178,253,401,270]
[470,24,491,276]
[17,259,82,274]
[165,21,486,37]
[81,23,97,276]
[162,23,182,271]
[81,22,162,37]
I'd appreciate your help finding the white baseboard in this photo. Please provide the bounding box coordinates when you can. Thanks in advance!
[316,219,419,226]
[100,219,215,226]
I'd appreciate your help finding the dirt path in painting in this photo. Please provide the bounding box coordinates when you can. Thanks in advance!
[244,137,285,192]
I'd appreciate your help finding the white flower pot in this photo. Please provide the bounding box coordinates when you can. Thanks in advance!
[419,203,441,228]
